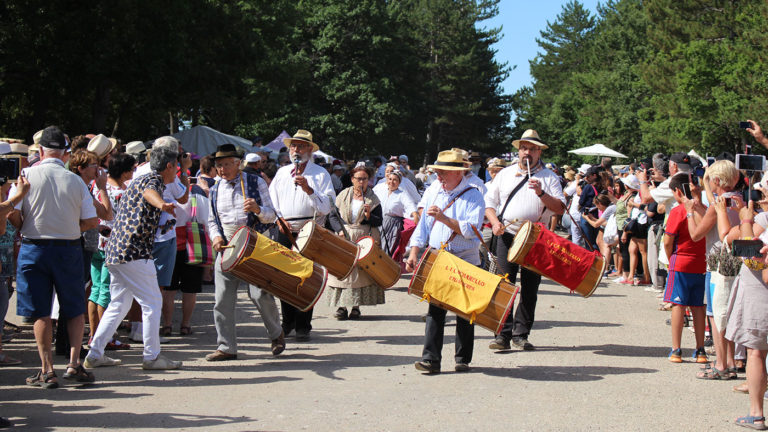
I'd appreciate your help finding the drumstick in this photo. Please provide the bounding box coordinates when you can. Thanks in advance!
[221,245,235,249]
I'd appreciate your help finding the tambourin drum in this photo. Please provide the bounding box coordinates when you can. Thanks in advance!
[507,221,606,298]
[221,226,328,311]
[295,220,360,280]
[408,248,518,334]
[356,236,401,289]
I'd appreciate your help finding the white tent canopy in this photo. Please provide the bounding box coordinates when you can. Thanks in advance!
[568,143,628,159]
[146,125,253,156]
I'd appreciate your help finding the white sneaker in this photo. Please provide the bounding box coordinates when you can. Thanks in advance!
[84,354,122,368]
[142,354,182,370]
[612,277,626,284]
[644,286,657,292]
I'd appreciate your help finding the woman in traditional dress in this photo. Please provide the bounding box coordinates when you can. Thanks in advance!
[327,165,383,320]
[375,170,418,261]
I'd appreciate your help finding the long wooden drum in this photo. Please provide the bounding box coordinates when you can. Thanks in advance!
[507,221,605,298]
[356,236,401,288]
[295,220,360,280]
[409,248,518,334]
[221,226,328,311]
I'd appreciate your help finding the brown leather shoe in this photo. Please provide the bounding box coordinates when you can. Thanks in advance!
[205,350,237,362]
[271,332,286,356]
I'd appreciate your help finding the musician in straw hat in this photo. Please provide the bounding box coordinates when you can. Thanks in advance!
[269,129,335,341]
[484,129,565,352]
[406,149,485,374]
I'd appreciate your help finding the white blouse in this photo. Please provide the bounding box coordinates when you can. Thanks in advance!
[375,187,417,219]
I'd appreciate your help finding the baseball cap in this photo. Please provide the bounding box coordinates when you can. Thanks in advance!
[39,126,69,149]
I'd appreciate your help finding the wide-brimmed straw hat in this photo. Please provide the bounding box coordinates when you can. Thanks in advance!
[87,134,118,158]
[283,129,319,152]
[125,141,146,155]
[212,143,242,160]
[512,129,548,149]
[428,150,471,171]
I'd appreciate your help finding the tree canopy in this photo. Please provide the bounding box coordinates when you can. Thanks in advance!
[0,0,510,162]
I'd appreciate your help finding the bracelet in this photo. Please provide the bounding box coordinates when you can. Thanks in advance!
[639,181,648,184]
[741,219,753,224]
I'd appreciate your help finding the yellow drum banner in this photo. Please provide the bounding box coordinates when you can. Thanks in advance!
[244,232,314,285]
[423,250,500,322]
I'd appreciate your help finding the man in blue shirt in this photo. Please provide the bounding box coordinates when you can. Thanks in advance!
[406,150,484,374]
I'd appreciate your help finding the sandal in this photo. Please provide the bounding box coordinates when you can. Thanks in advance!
[349,308,361,320]
[160,326,172,337]
[179,326,192,336]
[658,303,673,312]
[26,370,58,389]
[735,415,767,430]
[726,367,739,380]
[63,364,95,383]
[0,353,21,366]
[696,366,726,380]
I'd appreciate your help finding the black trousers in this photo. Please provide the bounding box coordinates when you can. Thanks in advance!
[276,231,313,333]
[422,303,474,365]
[495,232,542,340]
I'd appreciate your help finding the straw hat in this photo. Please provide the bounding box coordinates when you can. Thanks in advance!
[87,134,118,158]
[283,129,319,152]
[512,129,548,149]
[427,150,472,171]
[486,157,507,169]
[9,143,29,155]
[125,141,146,155]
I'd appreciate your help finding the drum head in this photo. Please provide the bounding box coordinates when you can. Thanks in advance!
[508,221,531,260]
[295,220,315,252]
[357,236,374,259]
[221,227,251,272]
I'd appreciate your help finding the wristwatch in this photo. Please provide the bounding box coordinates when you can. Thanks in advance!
[686,212,694,218]
[536,190,545,197]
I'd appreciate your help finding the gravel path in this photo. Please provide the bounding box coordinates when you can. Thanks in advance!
[0,273,748,431]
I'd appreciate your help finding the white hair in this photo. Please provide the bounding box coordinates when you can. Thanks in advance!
[153,136,180,152]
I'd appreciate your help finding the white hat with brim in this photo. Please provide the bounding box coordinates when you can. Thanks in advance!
[245,153,261,163]
[621,174,640,190]
[282,129,319,152]
[87,134,118,158]
[9,143,28,155]
[427,150,471,171]
[125,141,146,155]
[512,129,548,149]
[578,163,591,175]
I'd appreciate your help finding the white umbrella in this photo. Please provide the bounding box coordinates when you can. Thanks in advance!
[568,143,628,159]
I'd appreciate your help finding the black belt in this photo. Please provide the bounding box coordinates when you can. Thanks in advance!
[23,238,81,247]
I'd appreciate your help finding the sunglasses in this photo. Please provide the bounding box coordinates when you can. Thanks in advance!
[160,219,176,234]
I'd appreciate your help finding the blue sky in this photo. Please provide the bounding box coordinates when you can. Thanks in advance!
[483,1,602,96]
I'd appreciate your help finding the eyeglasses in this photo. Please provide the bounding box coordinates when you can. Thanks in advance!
[352,177,369,181]
[289,142,310,149]
[215,160,237,169]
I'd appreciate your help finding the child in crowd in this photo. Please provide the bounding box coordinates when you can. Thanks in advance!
[663,173,708,363]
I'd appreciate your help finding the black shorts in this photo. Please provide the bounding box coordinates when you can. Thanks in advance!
[167,250,204,293]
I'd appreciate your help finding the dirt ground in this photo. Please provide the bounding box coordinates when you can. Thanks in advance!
[0,272,751,431]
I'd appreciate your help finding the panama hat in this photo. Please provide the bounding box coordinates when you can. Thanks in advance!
[487,157,507,169]
[87,134,118,158]
[212,143,242,160]
[512,129,548,149]
[283,129,319,152]
[428,150,471,171]
[33,129,44,145]
[125,141,147,155]
[620,174,640,190]
[450,148,471,163]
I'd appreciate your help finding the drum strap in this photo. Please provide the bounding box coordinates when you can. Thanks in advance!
[437,187,476,244]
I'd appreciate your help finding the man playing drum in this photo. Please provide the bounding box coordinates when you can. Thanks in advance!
[269,130,335,341]
[484,130,566,351]
[406,150,485,374]
[205,144,285,362]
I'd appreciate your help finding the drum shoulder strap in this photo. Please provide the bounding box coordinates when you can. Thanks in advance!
[498,174,528,222]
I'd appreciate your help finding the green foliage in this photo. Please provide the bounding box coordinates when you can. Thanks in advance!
[513,0,768,163]
[0,0,510,162]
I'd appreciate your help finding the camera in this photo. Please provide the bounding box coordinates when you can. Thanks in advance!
[725,197,732,207]
[739,121,752,129]
[0,157,20,184]
[735,154,765,172]
[731,239,763,258]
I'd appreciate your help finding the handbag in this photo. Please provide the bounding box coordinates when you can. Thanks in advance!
[603,214,618,245]
[185,195,214,266]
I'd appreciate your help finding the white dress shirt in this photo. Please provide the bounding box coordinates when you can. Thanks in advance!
[208,173,276,240]
[484,162,565,235]
[376,175,421,203]
[269,161,335,232]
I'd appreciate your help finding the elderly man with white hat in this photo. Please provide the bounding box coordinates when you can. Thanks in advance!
[485,129,565,352]
[405,149,485,374]
[269,129,335,341]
